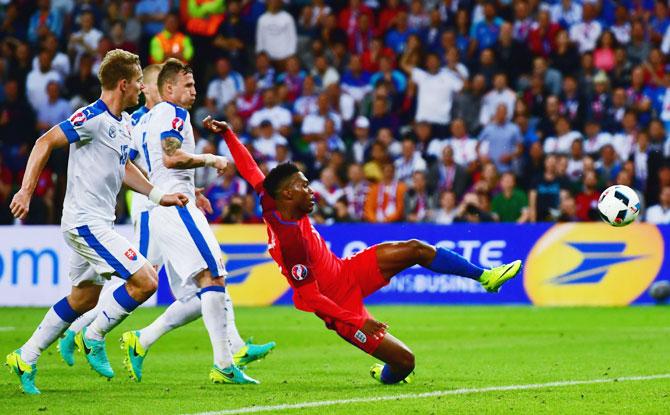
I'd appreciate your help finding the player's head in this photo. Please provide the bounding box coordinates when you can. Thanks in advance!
[97,49,143,107]
[157,58,196,109]
[142,64,163,108]
[263,162,315,215]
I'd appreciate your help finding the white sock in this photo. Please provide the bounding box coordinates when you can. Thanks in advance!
[21,298,80,365]
[200,288,233,368]
[86,285,141,341]
[224,292,246,354]
[139,296,201,349]
[68,309,98,333]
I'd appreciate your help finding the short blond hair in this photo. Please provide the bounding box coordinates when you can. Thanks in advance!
[143,64,163,86]
[97,49,141,91]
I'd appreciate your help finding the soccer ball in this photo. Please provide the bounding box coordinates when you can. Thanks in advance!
[649,280,670,303]
[597,185,640,227]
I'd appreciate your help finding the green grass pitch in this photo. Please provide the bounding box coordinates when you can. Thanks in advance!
[1,306,669,414]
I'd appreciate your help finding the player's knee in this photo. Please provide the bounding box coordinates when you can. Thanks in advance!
[404,239,433,261]
[398,349,416,373]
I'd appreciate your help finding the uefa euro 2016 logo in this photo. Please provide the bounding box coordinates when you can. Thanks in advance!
[524,223,664,306]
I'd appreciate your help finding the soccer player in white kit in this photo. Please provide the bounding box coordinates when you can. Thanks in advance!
[5,50,189,395]
[121,58,263,384]
[55,64,166,366]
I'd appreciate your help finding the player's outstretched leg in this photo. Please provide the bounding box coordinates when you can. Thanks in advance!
[77,263,158,379]
[6,283,101,394]
[121,295,201,382]
[197,272,259,385]
[370,334,415,384]
[375,240,522,293]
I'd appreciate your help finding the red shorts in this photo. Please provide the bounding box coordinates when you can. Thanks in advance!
[318,246,389,355]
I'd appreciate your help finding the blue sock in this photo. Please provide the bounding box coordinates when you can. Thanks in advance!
[53,297,81,323]
[112,285,142,312]
[426,247,484,280]
[380,364,407,384]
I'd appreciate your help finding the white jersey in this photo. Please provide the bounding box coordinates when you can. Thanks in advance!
[59,99,133,231]
[129,105,151,220]
[145,101,196,201]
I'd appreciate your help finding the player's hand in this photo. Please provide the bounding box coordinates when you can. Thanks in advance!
[159,192,189,207]
[202,116,230,135]
[195,190,213,215]
[360,318,388,340]
[10,189,32,220]
[212,155,228,176]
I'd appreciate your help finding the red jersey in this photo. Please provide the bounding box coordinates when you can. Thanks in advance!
[222,129,367,329]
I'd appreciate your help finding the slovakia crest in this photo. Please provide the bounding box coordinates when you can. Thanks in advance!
[109,125,117,139]
[124,248,138,261]
[172,117,184,132]
[291,264,308,281]
[70,112,87,127]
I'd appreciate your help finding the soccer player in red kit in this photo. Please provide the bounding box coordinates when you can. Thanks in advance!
[203,117,522,384]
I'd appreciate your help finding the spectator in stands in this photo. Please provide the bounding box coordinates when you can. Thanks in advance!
[204,57,244,118]
[68,10,103,71]
[292,75,318,124]
[150,12,194,64]
[433,190,458,224]
[494,22,530,87]
[479,73,516,125]
[33,33,69,81]
[550,0,582,29]
[25,50,61,111]
[64,53,100,110]
[559,75,586,129]
[364,163,406,223]
[343,163,369,221]
[451,74,486,134]
[401,51,463,138]
[394,137,427,185]
[575,170,601,222]
[276,56,306,103]
[340,54,372,103]
[595,144,622,186]
[404,171,436,223]
[36,81,70,134]
[249,87,292,137]
[491,171,528,223]
[429,145,469,199]
[135,0,170,41]
[627,20,650,66]
[311,167,345,210]
[235,75,262,123]
[646,186,670,224]
[109,20,137,54]
[527,9,559,57]
[213,0,251,70]
[302,93,342,143]
[569,2,602,53]
[529,155,569,222]
[0,154,12,224]
[543,116,582,155]
[205,164,248,222]
[361,36,395,73]
[311,54,340,88]
[478,104,523,174]
[256,0,297,63]
[512,0,533,42]
[0,79,35,172]
[27,0,64,44]
[455,190,495,223]
[252,120,288,162]
[611,5,631,44]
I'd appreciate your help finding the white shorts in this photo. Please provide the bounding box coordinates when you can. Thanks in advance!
[132,209,162,266]
[64,224,147,286]
[150,204,227,300]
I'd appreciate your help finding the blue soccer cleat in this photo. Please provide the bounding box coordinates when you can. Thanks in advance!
[57,329,77,366]
[74,327,114,378]
[233,339,276,367]
[209,364,259,384]
[120,331,147,382]
[6,349,40,395]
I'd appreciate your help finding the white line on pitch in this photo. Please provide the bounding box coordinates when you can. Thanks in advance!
[188,373,670,415]
[0,326,15,332]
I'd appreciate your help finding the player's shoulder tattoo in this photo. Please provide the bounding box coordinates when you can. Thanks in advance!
[161,136,182,156]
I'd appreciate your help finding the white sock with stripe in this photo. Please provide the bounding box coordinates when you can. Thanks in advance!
[224,291,246,354]
[21,297,81,365]
[200,286,233,368]
[138,295,201,350]
[86,284,141,341]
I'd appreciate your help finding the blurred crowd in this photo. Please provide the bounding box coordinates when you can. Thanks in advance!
[2,0,670,225]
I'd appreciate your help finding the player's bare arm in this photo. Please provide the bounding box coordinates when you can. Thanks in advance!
[10,125,69,219]
[161,134,228,174]
[124,161,189,207]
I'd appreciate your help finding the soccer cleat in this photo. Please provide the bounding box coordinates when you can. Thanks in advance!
[120,331,147,382]
[209,364,260,385]
[74,328,114,378]
[6,350,40,395]
[233,339,276,367]
[57,329,77,366]
[479,260,523,293]
[370,363,414,384]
